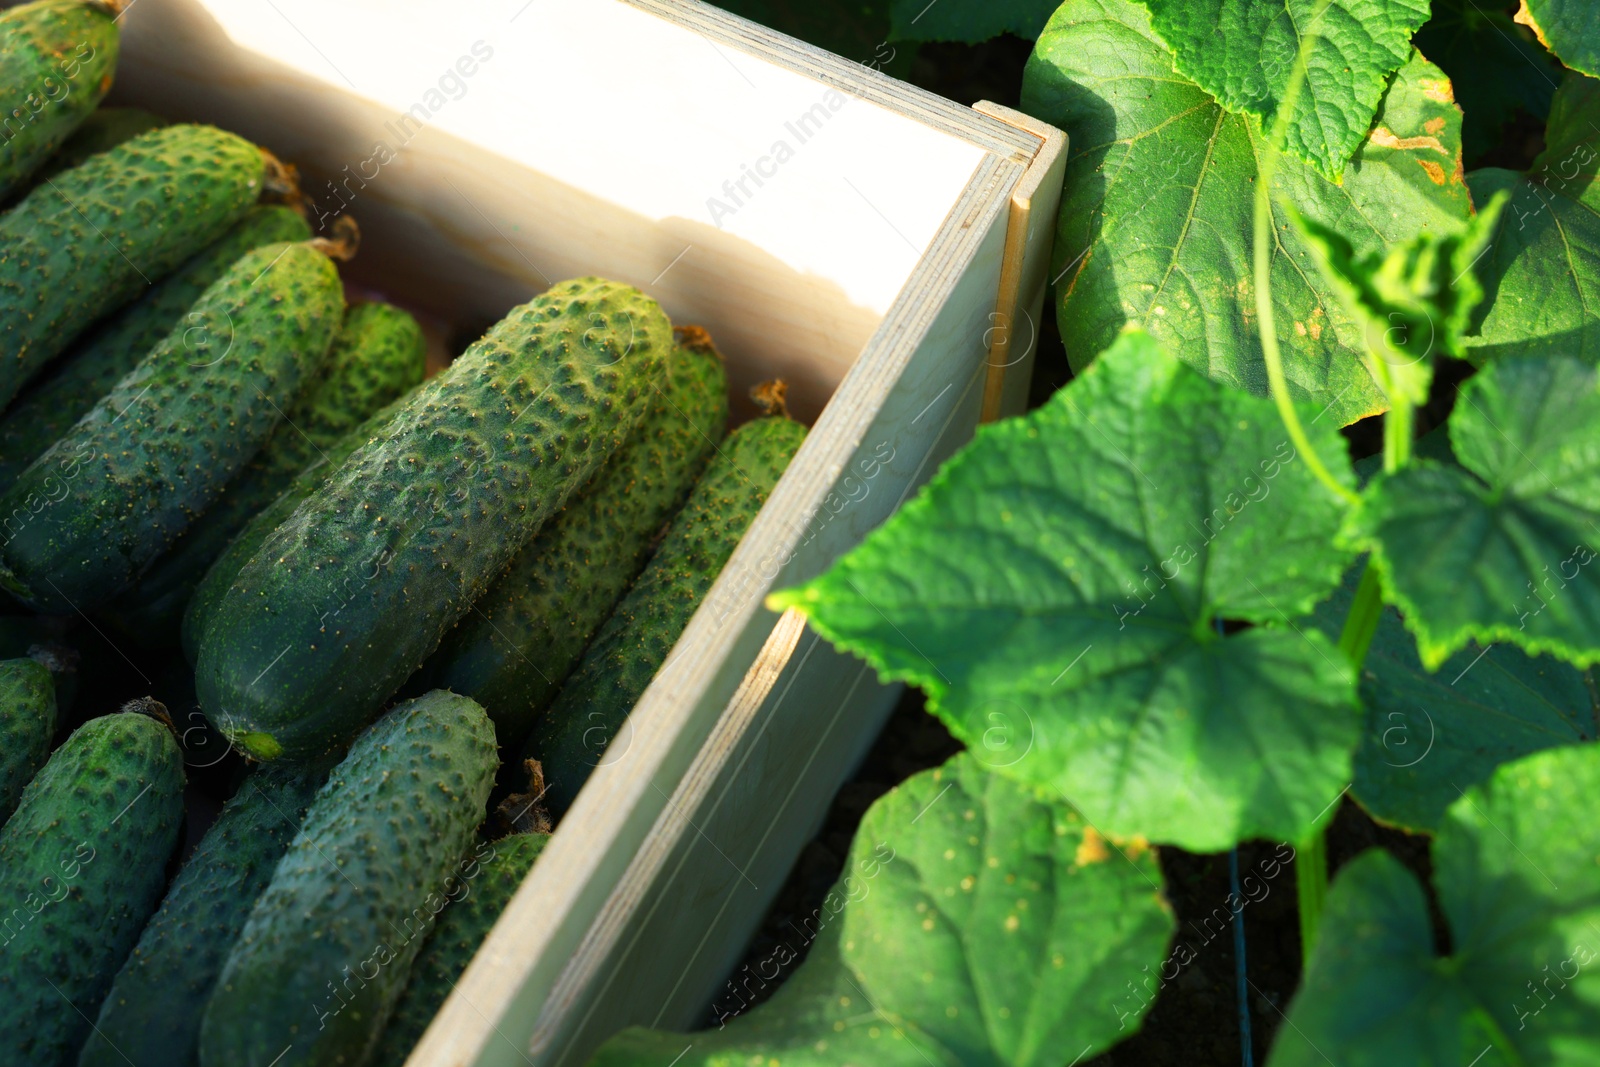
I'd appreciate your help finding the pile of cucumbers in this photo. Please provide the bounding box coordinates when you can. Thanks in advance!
[0,2,809,1065]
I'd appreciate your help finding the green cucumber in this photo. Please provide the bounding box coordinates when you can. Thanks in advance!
[198,690,498,1067]
[417,327,728,748]
[104,301,426,643]
[0,204,312,489]
[0,123,274,407]
[0,655,55,823]
[0,238,345,613]
[195,277,670,762]
[0,707,184,1066]
[369,832,550,1067]
[179,393,414,665]
[36,105,166,179]
[528,402,807,813]
[0,0,120,200]
[79,761,331,1067]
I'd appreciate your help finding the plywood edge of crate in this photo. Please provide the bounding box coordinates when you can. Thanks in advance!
[408,149,1023,1067]
[522,606,813,1060]
[972,101,1068,423]
[626,0,1041,163]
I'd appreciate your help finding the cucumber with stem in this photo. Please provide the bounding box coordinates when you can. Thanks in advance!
[0,123,290,407]
[0,204,312,488]
[0,228,350,613]
[195,277,670,762]
[416,325,728,748]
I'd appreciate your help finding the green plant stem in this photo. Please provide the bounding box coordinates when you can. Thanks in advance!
[1249,0,1364,968]
[1293,829,1329,967]
[1338,562,1385,667]
[1294,240,1421,965]
[1294,559,1385,965]
[1383,394,1414,473]
[1251,4,1358,509]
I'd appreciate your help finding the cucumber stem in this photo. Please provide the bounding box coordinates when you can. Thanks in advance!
[1293,830,1328,968]
[309,214,361,262]
[1383,394,1414,473]
[750,379,790,419]
[259,150,302,201]
[1251,1,1355,509]
[1296,557,1384,963]
[1251,0,1362,968]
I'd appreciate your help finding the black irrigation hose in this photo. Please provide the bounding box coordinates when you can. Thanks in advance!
[1229,848,1254,1067]
[1219,607,1254,1067]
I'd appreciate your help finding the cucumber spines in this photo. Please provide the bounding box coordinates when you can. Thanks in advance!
[529,397,807,812]
[196,277,672,762]
[0,238,345,612]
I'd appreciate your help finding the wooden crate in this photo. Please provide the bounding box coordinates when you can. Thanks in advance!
[109,0,1066,1062]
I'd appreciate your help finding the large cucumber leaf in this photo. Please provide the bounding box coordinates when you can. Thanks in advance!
[1314,565,1597,834]
[772,330,1359,851]
[1359,354,1600,670]
[1267,742,1600,1065]
[587,754,1173,1067]
[1514,0,1599,77]
[888,0,1059,42]
[1021,0,1473,428]
[1139,0,1430,180]
[1413,0,1560,167]
[1466,72,1600,364]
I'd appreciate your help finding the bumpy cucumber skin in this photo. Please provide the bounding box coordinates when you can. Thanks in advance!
[0,712,184,1066]
[419,337,728,748]
[179,395,413,665]
[529,414,807,813]
[368,832,550,1067]
[0,205,312,489]
[0,0,119,199]
[36,106,166,180]
[0,240,343,614]
[79,762,330,1067]
[0,123,266,407]
[198,691,498,1067]
[0,656,55,822]
[195,277,670,763]
[105,302,426,642]
[279,303,429,443]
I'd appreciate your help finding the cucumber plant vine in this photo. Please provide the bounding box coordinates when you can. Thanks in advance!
[590,1,1600,1064]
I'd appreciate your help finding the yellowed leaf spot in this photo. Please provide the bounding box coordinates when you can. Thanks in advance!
[1417,159,1447,185]
[1075,825,1110,866]
[1418,78,1456,105]
[1118,834,1153,862]
[1370,126,1450,155]
[1513,0,1553,50]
